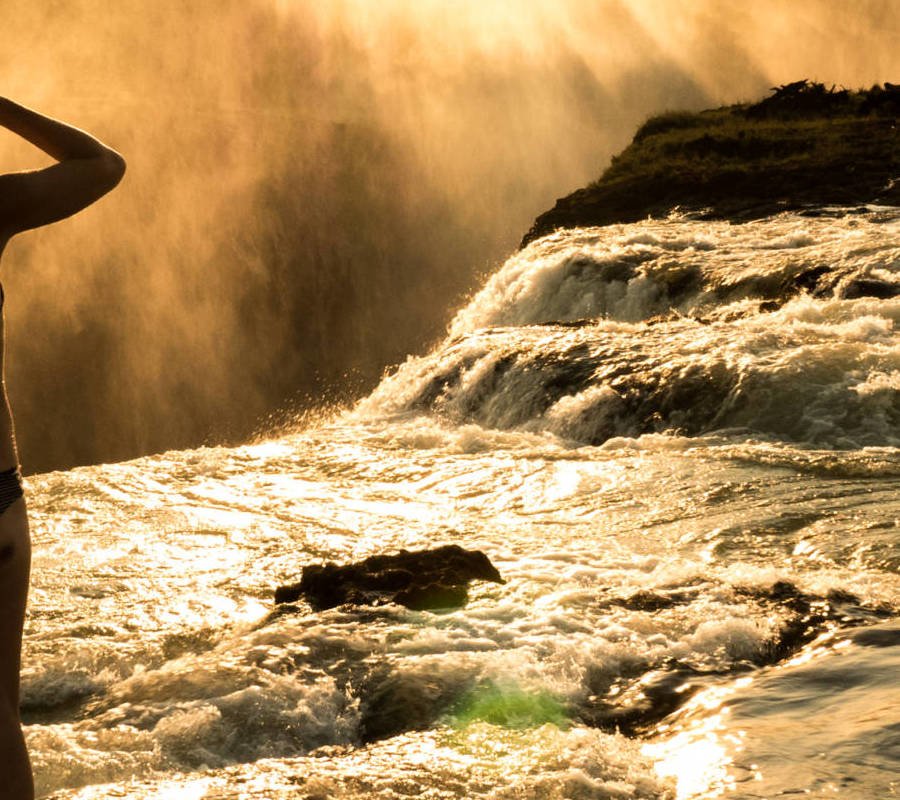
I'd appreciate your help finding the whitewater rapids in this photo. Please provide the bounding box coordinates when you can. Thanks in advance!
[24,209,900,799]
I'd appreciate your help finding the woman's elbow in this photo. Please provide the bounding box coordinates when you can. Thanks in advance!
[98,149,126,190]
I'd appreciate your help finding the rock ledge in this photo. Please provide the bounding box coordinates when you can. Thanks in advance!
[275,544,505,611]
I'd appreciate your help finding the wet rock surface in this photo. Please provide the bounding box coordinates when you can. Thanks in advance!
[578,581,896,737]
[348,580,896,745]
[358,665,479,743]
[274,545,505,611]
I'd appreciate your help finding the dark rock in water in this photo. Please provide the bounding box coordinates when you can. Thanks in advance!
[358,664,478,742]
[394,581,470,610]
[274,544,505,611]
[616,590,676,611]
[578,662,715,736]
[839,278,900,300]
[608,589,700,612]
[737,581,895,666]
[848,624,900,649]
[792,265,831,295]
[575,580,899,738]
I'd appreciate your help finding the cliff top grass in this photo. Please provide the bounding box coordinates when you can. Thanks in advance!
[523,81,899,245]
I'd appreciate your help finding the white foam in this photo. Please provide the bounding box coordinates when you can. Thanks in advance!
[448,212,900,335]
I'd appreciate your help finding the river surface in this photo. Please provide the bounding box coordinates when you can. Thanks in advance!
[27,209,899,799]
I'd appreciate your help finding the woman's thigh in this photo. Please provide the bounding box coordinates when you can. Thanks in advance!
[0,497,30,709]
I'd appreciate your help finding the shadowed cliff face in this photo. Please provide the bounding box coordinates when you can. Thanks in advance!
[0,0,897,472]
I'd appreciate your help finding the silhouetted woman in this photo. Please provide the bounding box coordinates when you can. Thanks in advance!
[0,97,125,799]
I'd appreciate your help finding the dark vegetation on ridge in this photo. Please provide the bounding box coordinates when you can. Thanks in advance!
[523,81,900,245]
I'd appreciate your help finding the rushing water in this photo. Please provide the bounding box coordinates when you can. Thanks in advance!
[28,209,899,799]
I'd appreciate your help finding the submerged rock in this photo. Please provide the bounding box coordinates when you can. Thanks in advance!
[740,581,894,665]
[839,277,900,300]
[274,545,505,611]
[357,664,479,742]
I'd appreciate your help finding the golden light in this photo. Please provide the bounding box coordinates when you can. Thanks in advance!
[644,678,754,799]
[4,0,896,470]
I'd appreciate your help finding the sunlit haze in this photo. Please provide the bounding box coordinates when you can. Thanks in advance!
[1,0,897,471]
[6,5,899,794]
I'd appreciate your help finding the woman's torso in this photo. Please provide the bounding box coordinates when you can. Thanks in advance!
[0,240,19,470]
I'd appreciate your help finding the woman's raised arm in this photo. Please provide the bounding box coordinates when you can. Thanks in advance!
[0,97,126,238]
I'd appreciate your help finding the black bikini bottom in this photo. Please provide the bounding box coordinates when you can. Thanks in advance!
[0,466,23,515]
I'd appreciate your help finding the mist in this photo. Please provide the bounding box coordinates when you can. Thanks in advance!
[1,0,897,473]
